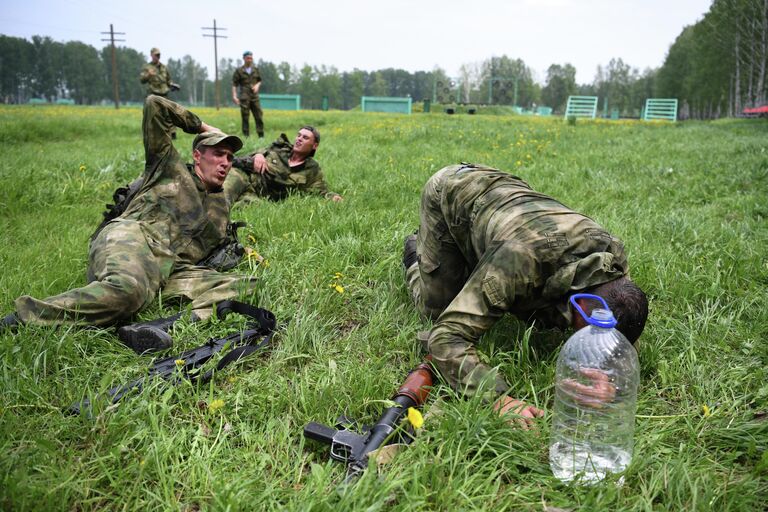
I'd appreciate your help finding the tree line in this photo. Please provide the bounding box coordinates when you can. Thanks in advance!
[656,0,767,118]
[1,0,765,118]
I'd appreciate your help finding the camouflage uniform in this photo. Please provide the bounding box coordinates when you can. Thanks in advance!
[140,62,172,97]
[406,164,629,401]
[223,134,336,203]
[232,65,263,137]
[14,95,257,326]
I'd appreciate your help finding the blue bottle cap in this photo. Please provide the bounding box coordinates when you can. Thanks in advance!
[569,293,618,328]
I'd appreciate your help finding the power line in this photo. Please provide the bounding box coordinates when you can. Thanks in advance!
[101,23,126,109]
[202,20,227,110]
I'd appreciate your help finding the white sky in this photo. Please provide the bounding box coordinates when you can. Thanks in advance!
[0,0,711,84]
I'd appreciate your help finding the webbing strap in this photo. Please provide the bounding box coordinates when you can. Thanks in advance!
[70,301,276,416]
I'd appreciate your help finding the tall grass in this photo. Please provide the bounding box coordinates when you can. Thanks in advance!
[1,105,766,510]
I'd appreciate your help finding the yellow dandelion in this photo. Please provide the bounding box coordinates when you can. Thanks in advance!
[175,359,185,367]
[139,459,146,466]
[702,404,711,417]
[79,164,86,172]
[248,234,257,244]
[516,161,522,166]
[407,407,424,429]
[333,283,344,294]
[209,399,225,412]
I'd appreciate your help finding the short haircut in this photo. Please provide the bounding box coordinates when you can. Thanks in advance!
[301,125,320,144]
[590,277,649,344]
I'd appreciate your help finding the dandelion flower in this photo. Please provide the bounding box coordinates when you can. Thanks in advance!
[209,399,225,412]
[407,407,424,429]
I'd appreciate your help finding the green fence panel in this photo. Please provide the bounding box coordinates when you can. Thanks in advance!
[643,98,678,121]
[361,96,412,114]
[536,106,553,116]
[564,95,598,120]
[261,94,301,110]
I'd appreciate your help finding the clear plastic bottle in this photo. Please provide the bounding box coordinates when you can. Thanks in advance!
[549,293,640,484]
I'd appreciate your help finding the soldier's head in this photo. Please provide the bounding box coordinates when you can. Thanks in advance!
[150,48,161,64]
[572,277,649,344]
[243,51,253,66]
[293,126,320,158]
[192,132,243,191]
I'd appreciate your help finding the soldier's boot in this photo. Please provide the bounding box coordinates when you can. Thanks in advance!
[117,313,184,355]
[403,232,418,270]
[0,312,22,334]
[257,132,264,139]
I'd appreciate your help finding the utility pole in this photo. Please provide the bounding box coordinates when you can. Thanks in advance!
[202,19,227,110]
[101,24,125,109]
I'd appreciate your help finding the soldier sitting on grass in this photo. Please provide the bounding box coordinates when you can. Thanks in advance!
[223,126,343,204]
[402,163,649,428]
[1,95,256,355]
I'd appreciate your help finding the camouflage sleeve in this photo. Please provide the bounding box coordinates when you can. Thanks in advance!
[232,146,270,173]
[303,164,337,199]
[139,64,150,84]
[255,67,262,84]
[427,242,539,402]
[142,95,202,173]
[231,68,240,87]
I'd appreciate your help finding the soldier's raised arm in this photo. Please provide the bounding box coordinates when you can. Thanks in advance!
[140,95,219,189]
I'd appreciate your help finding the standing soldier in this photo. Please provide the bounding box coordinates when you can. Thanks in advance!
[140,48,179,137]
[232,51,264,138]
[140,47,174,97]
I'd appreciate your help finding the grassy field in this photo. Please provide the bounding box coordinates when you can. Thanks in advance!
[0,104,766,511]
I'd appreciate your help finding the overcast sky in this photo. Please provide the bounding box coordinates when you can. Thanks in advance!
[1,0,711,84]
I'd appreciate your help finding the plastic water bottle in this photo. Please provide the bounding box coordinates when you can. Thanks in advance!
[548,293,639,484]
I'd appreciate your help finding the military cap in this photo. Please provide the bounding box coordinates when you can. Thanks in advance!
[193,131,243,153]
[151,47,161,55]
[243,50,253,57]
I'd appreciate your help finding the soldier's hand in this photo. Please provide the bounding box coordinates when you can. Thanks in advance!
[200,122,221,134]
[330,194,343,202]
[493,396,544,430]
[147,68,156,76]
[252,154,269,174]
[561,368,616,408]
[251,84,258,93]
[233,97,240,106]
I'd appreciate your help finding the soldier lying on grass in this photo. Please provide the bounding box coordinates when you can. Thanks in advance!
[403,164,649,428]
[223,126,343,204]
[1,95,257,354]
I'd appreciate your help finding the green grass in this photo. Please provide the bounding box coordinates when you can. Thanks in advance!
[1,105,767,511]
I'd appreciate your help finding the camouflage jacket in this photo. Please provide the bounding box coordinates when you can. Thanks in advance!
[140,62,172,96]
[231,134,336,200]
[119,95,230,269]
[232,65,261,99]
[425,164,629,400]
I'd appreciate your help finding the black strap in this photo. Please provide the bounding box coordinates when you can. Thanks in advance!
[70,301,276,416]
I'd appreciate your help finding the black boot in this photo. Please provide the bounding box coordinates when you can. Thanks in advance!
[403,233,418,270]
[1,312,21,334]
[117,313,182,354]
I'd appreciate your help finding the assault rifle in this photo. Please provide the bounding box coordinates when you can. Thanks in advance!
[70,301,275,416]
[303,358,434,481]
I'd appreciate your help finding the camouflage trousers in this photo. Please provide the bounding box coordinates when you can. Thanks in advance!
[405,167,470,321]
[15,220,257,327]
[405,167,509,400]
[239,96,263,137]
